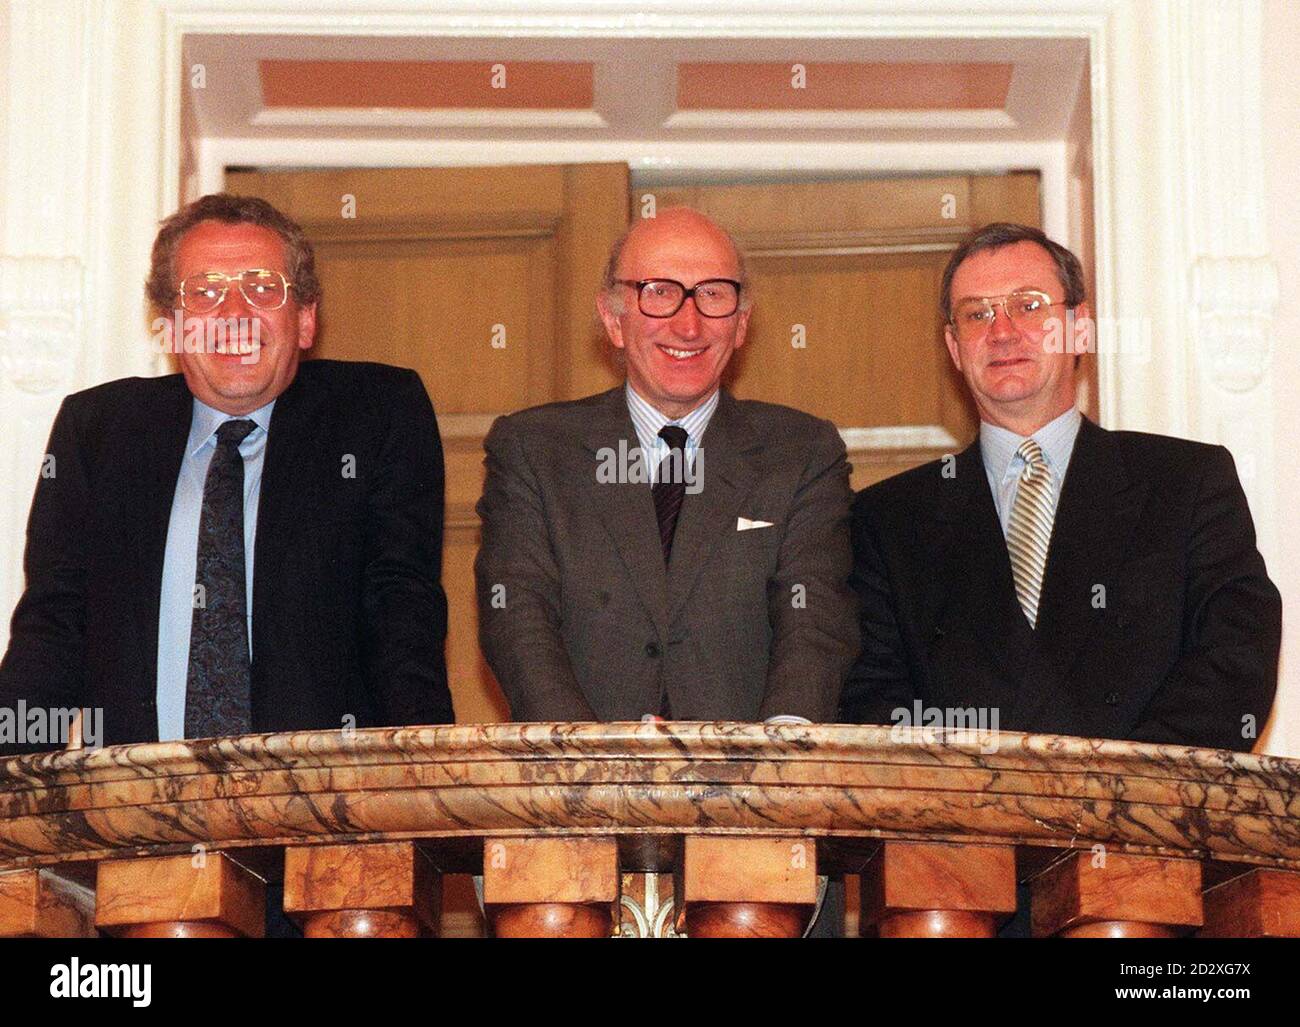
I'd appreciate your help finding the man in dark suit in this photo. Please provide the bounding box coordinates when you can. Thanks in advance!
[0,192,453,759]
[475,206,858,724]
[840,222,1280,753]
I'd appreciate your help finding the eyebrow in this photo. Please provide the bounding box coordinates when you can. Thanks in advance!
[954,284,1056,300]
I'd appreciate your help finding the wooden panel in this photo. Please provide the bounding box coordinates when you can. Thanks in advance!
[730,249,968,432]
[444,524,508,725]
[649,175,977,237]
[227,165,569,235]
[970,172,1042,229]
[557,163,628,399]
[310,234,554,414]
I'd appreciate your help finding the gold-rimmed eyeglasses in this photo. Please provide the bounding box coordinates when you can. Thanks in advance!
[175,269,295,313]
[949,290,1069,341]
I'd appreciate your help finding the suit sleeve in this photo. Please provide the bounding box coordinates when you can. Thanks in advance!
[757,420,860,722]
[1128,446,1281,751]
[837,491,919,726]
[0,396,90,756]
[474,415,596,722]
[359,369,454,726]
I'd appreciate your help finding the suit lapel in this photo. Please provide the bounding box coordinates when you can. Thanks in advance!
[134,376,194,697]
[928,439,1034,674]
[251,366,328,641]
[665,391,760,621]
[582,388,670,638]
[1011,417,1149,727]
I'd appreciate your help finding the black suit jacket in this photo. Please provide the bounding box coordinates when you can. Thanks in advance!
[0,359,453,755]
[839,417,1280,751]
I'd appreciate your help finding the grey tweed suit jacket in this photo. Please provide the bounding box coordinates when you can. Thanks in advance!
[475,386,859,722]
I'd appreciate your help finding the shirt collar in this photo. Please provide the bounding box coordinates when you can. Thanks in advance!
[980,407,1083,484]
[624,382,719,447]
[187,396,276,457]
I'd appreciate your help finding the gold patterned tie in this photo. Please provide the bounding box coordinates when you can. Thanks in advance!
[1006,438,1054,628]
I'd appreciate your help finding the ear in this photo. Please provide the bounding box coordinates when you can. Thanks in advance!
[732,306,752,350]
[596,291,625,350]
[943,324,963,371]
[297,302,318,351]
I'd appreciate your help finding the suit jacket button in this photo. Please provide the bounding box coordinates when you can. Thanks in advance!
[1104,691,1120,706]
[645,642,661,658]
[932,625,945,640]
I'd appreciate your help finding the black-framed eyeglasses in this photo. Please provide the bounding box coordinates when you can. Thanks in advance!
[175,269,295,313]
[949,290,1069,341]
[614,278,742,318]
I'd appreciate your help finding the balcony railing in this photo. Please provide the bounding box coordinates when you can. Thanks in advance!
[2,723,1298,937]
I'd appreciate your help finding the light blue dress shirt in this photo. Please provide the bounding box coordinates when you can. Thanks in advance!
[156,397,275,741]
[979,407,1083,538]
[625,384,718,484]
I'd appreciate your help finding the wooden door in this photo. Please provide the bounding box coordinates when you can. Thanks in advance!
[638,173,1042,489]
[226,164,629,728]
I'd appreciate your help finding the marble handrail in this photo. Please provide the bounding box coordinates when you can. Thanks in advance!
[1,723,1298,937]
[1,722,1298,868]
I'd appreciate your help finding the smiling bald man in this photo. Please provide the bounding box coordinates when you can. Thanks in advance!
[475,207,859,724]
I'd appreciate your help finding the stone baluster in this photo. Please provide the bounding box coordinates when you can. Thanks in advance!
[483,837,619,937]
[0,868,96,938]
[860,841,1017,937]
[95,853,265,938]
[678,836,816,938]
[284,842,440,938]
[1031,851,1202,938]
[1199,868,1300,937]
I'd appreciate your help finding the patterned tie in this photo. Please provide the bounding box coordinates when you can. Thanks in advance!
[185,418,256,739]
[652,425,689,564]
[1005,438,1054,628]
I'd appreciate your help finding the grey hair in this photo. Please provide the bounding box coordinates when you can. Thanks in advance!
[146,192,321,314]
[939,222,1085,322]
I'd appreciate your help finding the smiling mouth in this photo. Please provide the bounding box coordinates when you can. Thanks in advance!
[212,337,261,358]
[658,344,707,361]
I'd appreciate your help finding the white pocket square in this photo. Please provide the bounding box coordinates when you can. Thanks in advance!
[736,517,774,531]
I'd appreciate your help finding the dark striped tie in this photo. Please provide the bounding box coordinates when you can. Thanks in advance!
[185,418,256,739]
[652,425,689,563]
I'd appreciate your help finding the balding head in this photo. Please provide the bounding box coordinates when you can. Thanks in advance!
[601,207,750,315]
[595,205,753,420]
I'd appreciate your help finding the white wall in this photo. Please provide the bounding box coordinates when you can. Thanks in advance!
[1262,0,1300,756]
